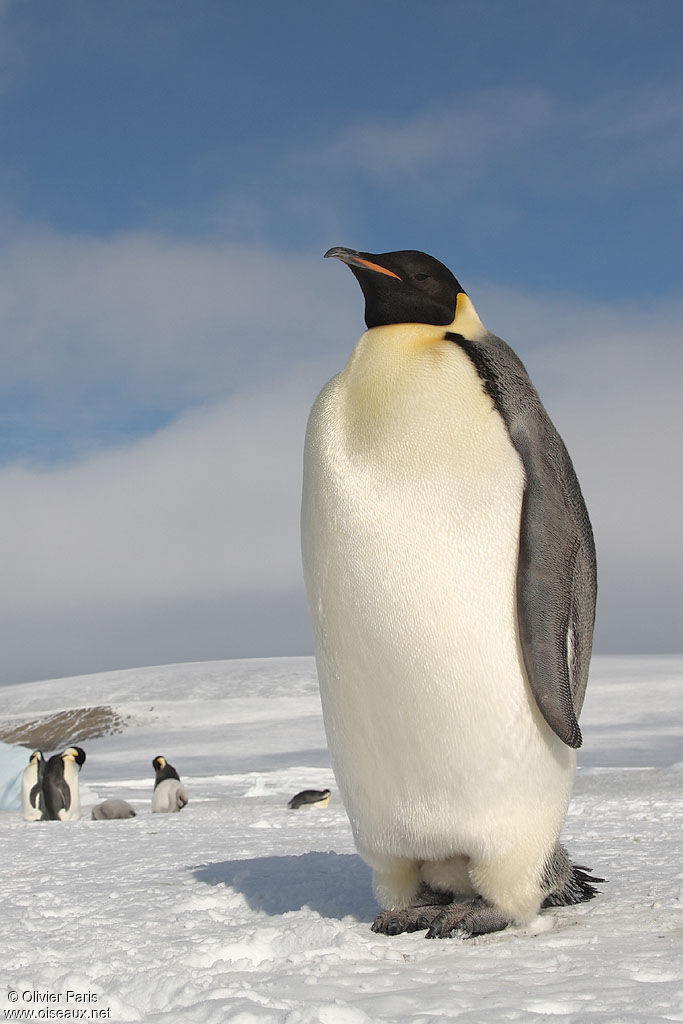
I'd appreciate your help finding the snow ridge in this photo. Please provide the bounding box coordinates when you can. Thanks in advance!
[1,655,681,1022]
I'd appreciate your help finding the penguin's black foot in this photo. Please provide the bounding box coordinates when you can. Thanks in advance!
[426,897,510,939]
[372,903,447,935]
[371,885,453,935]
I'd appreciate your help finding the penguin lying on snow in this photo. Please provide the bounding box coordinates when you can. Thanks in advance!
[151,755,188,813]
[21,750,45,821]
[287,788,331,809]
[301,247,601,939]
[42,746,86,821]
[91,799,137,820]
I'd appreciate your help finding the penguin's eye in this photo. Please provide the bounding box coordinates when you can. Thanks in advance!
[413,273,430,282]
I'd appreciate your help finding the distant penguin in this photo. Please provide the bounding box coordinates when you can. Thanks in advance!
[91,799,137,820]
[302,247,600,939]
[21,750,45,821]
[151,755,188,813]
[42,746,86,821]
[287,788,331,809]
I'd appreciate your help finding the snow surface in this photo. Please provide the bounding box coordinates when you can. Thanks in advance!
[1,654,682,1023]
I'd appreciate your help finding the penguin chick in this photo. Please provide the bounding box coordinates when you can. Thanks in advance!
[91,799,137,820]
[21,750,45,821]
[151,755,188,813]
[42,746,86,821]
[287,788,331,809]
[302,247,600,938]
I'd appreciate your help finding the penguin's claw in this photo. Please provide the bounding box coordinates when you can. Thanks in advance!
[426,899,510,939]
[371,903,448,935]
[425,901,476,938]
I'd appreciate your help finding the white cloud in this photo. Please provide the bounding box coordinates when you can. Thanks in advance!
[0,371,320,609]
[322,88,552,182]
[0,225,359,681]
[182,82,683,251]
[316,83,683,197]
[0,228,353,447]
[0,367,324,683]
[0,229,681,684]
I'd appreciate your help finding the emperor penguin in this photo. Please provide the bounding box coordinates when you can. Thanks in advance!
[42,746,86,821]
[21,750,45,821]
[301,247,600,938]
[151,755,188,813]
[287,788,332,809]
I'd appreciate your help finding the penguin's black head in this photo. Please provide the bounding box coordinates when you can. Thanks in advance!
[64,746,86,767]
[152,755,180,786]
[325,247,465,329]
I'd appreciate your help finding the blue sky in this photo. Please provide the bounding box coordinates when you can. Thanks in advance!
[4,1,682,296]
[0,0,681,683]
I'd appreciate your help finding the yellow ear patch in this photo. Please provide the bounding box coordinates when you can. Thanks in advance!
[450,292,486,340]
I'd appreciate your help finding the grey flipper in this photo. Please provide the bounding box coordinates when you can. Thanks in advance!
[27,752,45,815]
[29,779,43,813]
[446,331,597,748]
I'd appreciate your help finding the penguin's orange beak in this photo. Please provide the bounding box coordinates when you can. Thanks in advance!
[324,247,402,281]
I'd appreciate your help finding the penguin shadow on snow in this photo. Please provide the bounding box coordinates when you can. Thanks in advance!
[193,851,376,922]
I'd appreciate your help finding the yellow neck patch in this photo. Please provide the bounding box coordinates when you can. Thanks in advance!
[448,292,487,341]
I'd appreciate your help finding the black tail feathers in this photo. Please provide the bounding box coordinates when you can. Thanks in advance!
[542,863,605,908]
